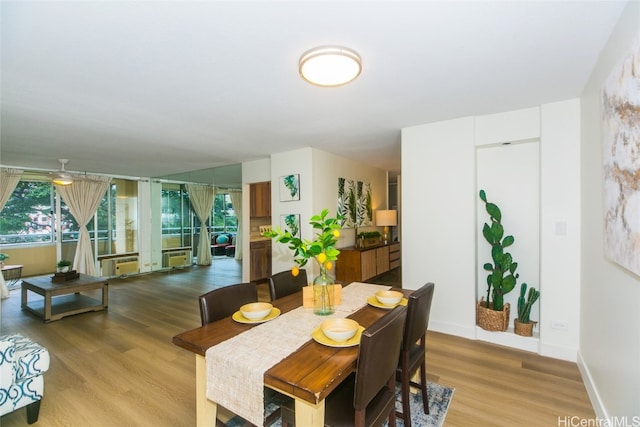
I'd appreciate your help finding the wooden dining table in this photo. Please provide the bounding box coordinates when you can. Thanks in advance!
[172,283,410,427]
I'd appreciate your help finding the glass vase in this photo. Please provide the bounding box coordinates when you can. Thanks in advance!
[313,266,335,316]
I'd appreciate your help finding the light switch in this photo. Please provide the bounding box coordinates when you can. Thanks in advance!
[555,221,567,236]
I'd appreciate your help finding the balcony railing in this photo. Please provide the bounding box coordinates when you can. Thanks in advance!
[0,224,237,246]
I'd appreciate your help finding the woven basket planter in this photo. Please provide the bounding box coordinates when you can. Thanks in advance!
[514,319,537,337]
[476,297,510,332]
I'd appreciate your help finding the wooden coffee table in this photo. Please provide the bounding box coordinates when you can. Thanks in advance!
[21,274,109,322]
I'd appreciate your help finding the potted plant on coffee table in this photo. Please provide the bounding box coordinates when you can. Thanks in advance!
[57,260,72,273]
[514,282,540,336]
[477,189,519,331]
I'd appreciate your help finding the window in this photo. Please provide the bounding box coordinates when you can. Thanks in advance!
[97,179,138,256]
[0,179,55,244]
[0,174,139,260]
[161,183,192,249]
[212,193,237,233]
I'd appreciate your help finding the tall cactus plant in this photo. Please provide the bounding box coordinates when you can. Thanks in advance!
[479,189,519,311]
[517,282,540,324]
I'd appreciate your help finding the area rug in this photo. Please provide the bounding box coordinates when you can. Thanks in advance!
[389,381,455,427]
[227,381,454,427]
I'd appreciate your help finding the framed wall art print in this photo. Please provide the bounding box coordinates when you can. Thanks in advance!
[602,35,640,276]
[280,174,300,201]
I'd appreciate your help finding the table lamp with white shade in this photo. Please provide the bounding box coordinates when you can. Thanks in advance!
[376,210,397,245]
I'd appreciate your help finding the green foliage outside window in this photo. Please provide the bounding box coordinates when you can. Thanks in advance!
[0,180,55,244]
[212,194,237,233]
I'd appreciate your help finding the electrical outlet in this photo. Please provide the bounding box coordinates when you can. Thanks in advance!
[551,320,568,331]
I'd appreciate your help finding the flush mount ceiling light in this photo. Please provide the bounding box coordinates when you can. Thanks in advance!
[52,159,73,185]
[299,45,362,87]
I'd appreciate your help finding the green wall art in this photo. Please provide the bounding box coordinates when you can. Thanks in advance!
[280,214,301,238]
[338,178,372,228]
[280,174,300,201]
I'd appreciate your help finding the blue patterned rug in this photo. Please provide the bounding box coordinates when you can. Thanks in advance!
[227,381,454,426]
[389,382,455,427]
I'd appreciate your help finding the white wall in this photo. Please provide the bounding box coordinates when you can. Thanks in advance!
[539,100,581,361]
[242,158,271,184]
[402,102,582,358]
[270,148,314,276]
[241,158,271,281]
[269,147,387,278]
[401,117,477,339]
[579,1,640,419]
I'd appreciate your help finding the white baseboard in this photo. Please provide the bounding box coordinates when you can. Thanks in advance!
[429,319,476,340]
[475,326,540,353]
[432,321,546,355]
[577,352,607,420]
[539,341,577,362]
[431,321,578,363]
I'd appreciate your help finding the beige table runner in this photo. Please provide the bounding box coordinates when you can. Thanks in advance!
[205,282,389,426]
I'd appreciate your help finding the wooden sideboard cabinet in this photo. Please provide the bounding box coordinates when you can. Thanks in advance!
[250,240,272,283]
[389,242,401,270]
[336,243,400,283]
[250,182,271,218]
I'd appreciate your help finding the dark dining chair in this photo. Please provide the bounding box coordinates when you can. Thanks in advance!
[199,281,286,426]
[282,306,407,427]
[396,282,435,427]
[268,269,308,301]
[198,282,258,326]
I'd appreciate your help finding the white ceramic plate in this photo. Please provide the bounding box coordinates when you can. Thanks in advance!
[311,325,365,348]
[367,295,408,309]
[232,307,281,324]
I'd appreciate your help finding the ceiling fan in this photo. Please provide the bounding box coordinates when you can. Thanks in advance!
[51,159,73,186]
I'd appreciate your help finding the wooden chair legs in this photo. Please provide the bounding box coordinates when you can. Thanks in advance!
[397,357,430,427]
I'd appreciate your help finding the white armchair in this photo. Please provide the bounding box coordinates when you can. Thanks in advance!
[0,334,50,424]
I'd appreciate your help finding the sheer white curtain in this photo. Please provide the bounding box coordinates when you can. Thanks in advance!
[186,183,215,266]
[0,168,23,299]
[55,176,112,275]
[227,189,243,260]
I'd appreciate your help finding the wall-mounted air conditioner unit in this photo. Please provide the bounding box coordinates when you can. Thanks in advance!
[115,259,139,276]
[162,250,192,268]
[101,256,140,277]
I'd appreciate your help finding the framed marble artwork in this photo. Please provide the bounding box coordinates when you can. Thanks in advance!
[602,35,640,275]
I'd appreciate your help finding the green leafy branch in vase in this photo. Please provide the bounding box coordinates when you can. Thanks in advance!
[263,209,343,277]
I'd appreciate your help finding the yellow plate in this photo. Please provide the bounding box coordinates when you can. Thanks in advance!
[367,295,408,309]
[232,307,281,324]
[312,325,365,348]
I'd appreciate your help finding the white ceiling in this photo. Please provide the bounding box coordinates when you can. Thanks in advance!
[0,1,629,182]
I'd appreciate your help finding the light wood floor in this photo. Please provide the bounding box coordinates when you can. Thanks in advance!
[0,258,594,426]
